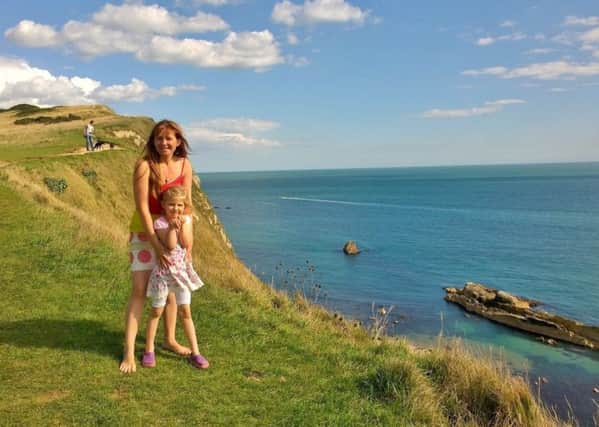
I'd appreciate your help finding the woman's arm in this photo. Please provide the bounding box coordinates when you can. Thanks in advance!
[133,160,170,266]
[181,158,194,260]
[179,216,193,250]
[182,158,193,213]
[156,226,178,251]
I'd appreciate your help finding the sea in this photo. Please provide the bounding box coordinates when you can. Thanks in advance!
[200,162,599,425]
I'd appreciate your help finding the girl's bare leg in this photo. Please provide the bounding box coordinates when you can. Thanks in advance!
[162,292,191,355]
[120,270,150,373]
[145,306,164,353]
[178,304,200,355]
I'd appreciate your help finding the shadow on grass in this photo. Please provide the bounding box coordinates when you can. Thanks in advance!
[0,318,122,360]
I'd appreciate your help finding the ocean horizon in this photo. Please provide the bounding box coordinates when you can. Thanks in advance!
[200,161,599,424]
[198,160,599,174]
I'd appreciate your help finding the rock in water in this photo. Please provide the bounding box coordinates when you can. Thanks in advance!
[444,282,599,351]
[343,240,361,255]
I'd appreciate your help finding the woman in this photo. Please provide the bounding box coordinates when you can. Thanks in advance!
[120,120,194,373]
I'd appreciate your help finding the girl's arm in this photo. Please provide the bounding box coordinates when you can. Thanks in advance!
[133,160,170,266]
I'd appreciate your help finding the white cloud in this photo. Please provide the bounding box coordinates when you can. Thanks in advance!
[498,32,526,41]
[421,99,525,119]
[177,84,205,91]
[92,3,228,34]
[551,31,580,46]
[272,0,368,26]
[61,21,147,56]
[286,54,310,67]
[463,61,599,80]
[525,48,554,55]
[4,4,281,71]
[93,78,176,102]
[477,37,495,46]
[476,32,526,46]
[198,118,279,132]
[136,31,283,70]
[462,66,508,76]
[4,20,60,47]
[196,0,234,4]
[580,27,599,45]
[187,117,281,146]
[287,32,299,45]
[178,0,240,5]
[549,87,567,92]
[500,20,516,28]
[564,16,599,27]
[0,56,180,107]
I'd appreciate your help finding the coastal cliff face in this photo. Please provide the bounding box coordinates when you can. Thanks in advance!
[445,282,599,351]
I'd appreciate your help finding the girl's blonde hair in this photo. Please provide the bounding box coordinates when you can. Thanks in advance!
[142,120,191,198]
[160,186,188,206]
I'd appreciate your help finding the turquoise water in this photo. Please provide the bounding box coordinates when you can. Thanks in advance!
[200,163,599,424]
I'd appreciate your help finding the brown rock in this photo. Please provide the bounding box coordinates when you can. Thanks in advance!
[496,290,518,306]
[343,240,361,255]
[444,282,599,352]
[463,283,496,303]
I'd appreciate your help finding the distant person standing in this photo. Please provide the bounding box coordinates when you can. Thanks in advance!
[84,120,95,151]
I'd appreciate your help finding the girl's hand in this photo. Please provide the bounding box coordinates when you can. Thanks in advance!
[185,247,193,263]
[168,217,182,231]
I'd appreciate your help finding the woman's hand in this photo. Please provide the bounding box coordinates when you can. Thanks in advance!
[155,244,172,268]
[150,238,171,268]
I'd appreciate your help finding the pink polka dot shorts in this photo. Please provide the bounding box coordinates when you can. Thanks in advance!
[129,232,157,272]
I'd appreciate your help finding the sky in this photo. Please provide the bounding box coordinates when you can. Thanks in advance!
[1,0,598,172]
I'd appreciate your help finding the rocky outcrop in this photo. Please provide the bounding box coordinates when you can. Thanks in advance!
[343,240,361,255]
[445,282,599,351]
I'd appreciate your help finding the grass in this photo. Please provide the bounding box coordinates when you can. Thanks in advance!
[0,104,585,426]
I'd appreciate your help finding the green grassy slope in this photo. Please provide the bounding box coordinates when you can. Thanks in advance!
[0,105,574,426]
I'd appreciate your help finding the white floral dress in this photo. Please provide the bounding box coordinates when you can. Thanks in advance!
[146,216,204,301]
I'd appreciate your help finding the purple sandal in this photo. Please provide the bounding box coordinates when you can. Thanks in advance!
[142,351,156,368]
[189,354,209,369]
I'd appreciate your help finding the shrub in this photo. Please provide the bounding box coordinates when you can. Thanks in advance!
[82,169,97,183]
[43,177,68,194]
[14,114,81,125]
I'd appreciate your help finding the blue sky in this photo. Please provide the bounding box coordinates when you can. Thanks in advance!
[1,0,598,172]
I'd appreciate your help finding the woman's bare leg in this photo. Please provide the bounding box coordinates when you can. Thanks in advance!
[162,292,191,355]
[120,270,150,373]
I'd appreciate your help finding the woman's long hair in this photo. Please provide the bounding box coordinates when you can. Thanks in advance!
[142,120,191,197]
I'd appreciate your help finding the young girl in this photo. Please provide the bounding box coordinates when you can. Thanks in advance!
[142,186,209,369]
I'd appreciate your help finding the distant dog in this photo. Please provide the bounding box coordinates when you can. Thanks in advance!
[92,139,116,151]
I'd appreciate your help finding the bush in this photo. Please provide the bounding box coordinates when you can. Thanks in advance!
[43,177,68,194]
[14,114,81,125]
[81,169,97,183]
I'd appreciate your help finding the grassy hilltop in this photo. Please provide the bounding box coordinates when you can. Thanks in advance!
[0,104,575,426]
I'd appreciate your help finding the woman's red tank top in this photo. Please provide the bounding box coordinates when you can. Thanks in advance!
[148,159,185,214]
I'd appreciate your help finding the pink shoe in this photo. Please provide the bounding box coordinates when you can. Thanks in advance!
[142,352,156,368]
[189,354,209,369]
